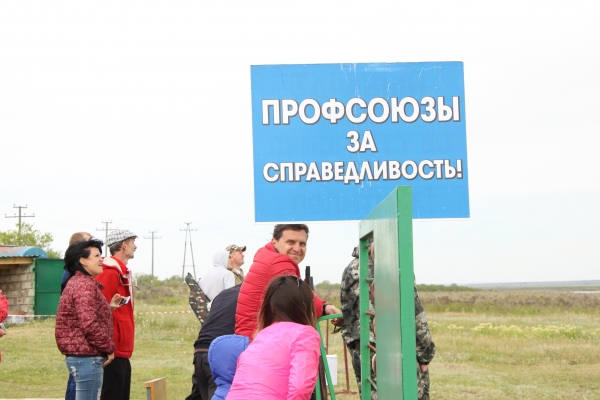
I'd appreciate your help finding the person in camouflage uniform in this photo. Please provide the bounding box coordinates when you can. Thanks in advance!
[225,244,246,285]
[414,278,436,400]
[338,247,377,400]
[339,244,436,400]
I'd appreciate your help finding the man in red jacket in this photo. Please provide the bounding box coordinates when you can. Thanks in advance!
[235,224,341,338]
[95,229,137,400]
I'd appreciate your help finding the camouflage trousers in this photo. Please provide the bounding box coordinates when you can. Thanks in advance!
[418,366,430,400]
[347,341,430,400]
[347,341,377,400]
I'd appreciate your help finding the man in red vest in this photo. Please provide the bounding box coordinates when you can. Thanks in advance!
[235,224,341,338]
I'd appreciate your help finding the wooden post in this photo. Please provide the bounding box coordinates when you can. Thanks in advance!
[145,377,167,400]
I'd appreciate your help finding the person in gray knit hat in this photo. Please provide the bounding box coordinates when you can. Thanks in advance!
[95,229,137,400]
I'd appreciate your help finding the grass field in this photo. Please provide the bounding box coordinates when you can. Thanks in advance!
[1,284,599,399]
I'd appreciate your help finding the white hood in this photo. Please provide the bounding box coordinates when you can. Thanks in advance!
[213,250,229,269]
[200,250,235,301]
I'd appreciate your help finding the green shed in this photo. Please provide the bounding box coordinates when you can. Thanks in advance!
[0,246,63,316]
[34,258,64,315]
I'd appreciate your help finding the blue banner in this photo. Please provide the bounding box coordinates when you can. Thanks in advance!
[251,62,469,221]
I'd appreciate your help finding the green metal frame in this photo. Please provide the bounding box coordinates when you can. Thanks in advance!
[315,313,342,400]
[359,186,418,399]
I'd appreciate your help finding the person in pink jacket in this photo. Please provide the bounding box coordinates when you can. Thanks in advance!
[227,275,321,400]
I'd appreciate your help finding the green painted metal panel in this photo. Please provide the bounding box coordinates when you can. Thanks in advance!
[358,236,373,399]
[315,313,342,400]
[359,186,418,399]
[34,258,64,315]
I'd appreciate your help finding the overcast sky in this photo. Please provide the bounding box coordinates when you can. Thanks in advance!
[1,1,598,285]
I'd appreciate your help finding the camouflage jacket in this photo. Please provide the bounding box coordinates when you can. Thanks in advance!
[414,281,436,365]
[338,255,436,365]
[339,256,375,345]
[232,269,245,286]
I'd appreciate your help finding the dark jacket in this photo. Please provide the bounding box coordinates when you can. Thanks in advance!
[55,272,115,356]
[194,285,241,350]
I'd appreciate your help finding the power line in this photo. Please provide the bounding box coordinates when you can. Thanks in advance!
[96,220,118,256]
[180,222,197,280]
[5,204,35,236]
[144,230,162,283]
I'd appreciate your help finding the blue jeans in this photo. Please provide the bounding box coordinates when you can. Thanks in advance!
[65,356,105,400]
[65,372,76,400]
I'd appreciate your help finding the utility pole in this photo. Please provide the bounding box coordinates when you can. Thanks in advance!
[5,204,35,238]
[96,220,118,256]
[144,230,162,284]
[180,222,197,280]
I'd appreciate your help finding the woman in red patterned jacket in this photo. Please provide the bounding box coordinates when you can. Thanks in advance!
[55,238,122,400]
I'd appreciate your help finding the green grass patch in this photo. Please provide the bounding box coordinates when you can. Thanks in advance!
[1,287,599,399]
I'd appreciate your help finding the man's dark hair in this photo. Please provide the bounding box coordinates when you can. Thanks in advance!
[257,275,315,334]
[272,224,309,241]
[61,238,104,294]
[109,238,132,256]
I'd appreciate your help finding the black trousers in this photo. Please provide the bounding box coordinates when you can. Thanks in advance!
[101,357,131,400]
[185,352,217,400]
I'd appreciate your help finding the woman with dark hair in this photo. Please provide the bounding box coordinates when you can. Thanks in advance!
[226,275,320,399]
[55,238,122,400]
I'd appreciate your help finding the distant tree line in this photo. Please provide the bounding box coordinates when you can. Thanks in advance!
[315,280,479,292]
[0,222,61,258]
[135,274,183,286]
[132,275,480,292]
[417,283,480,292]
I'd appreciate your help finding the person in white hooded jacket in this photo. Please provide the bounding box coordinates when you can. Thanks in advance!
[199,251,236,301]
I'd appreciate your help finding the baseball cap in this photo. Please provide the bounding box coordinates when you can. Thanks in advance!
[225,244,246,253]
[106,230,137,247]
